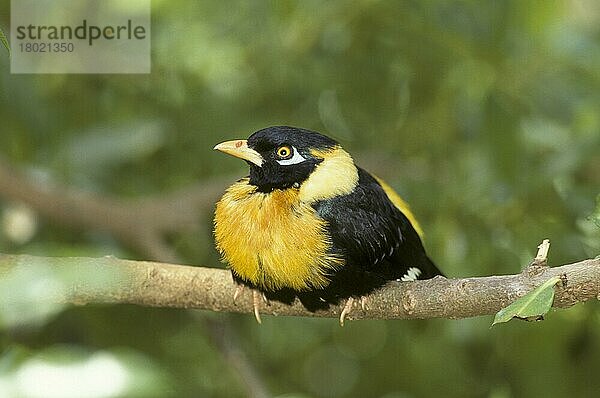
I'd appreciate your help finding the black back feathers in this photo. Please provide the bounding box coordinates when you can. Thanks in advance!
[314,168,442,283]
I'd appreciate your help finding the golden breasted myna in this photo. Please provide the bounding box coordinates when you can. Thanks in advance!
[214,126,442,324]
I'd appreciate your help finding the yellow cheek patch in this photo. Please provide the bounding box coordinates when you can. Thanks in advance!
[214,178,344,291]
[298,146,359,203]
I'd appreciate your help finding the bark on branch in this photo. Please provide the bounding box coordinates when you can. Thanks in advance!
[1,253,598,322]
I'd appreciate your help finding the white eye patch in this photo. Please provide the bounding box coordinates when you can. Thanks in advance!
[276,146,307,165]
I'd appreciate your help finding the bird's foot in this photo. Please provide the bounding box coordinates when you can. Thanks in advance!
[232,284,268,324]
[339,296,368,326]
[233,284,245,302]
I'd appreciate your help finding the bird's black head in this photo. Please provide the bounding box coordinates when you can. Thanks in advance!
[215,126,339,192]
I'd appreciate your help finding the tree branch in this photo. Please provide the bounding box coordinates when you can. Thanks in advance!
[1,253,598,321]
[0,158,272,396]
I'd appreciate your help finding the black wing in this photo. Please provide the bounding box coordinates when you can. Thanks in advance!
[313,167,441,281]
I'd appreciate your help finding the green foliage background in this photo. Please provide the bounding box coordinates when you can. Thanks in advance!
[0,1,599,397]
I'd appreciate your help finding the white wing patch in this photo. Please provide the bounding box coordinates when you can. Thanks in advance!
[399,267,422,282]
[277,146,306,165]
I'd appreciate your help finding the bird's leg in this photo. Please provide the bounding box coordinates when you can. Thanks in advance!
[339,297,354,326]
[233,284,245,303]
[232,283,268,324]
[339,296,368,326]
[252,290,263,324]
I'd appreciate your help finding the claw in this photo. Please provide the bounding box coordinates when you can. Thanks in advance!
[252,290,263,324]
[232,284,266,324]
[339,297,354,326]
[339,296,368,326]
[360,296,368,311]
[233,285,244,303]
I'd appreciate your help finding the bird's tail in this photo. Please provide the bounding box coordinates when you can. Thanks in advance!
[420,256,444,279]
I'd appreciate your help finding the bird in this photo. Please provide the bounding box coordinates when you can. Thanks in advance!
[213,126,442,325]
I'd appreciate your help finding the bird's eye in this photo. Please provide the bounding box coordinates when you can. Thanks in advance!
[276,146,293,159]
[275,145,306,165]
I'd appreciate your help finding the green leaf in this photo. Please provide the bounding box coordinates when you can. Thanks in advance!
[492,276,561,326]
[0,26,9,58]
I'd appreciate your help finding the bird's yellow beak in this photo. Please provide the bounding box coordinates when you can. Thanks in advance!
[213,139,264,167]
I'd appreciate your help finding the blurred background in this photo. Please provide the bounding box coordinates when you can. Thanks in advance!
[1,1,599,397]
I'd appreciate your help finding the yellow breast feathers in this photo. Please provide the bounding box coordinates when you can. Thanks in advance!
[214,178,344,291]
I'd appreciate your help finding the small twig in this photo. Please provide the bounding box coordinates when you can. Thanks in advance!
[203,318,270,398]
[535,239,551,262]
[526,239,551,276]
